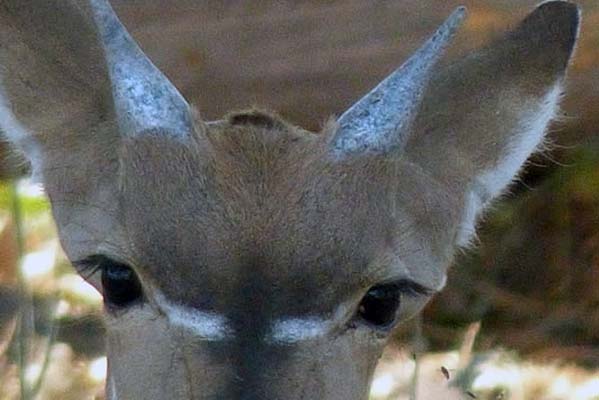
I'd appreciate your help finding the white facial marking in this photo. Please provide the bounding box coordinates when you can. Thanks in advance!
[458,84,562,245]
[0,87,43,182]
[269,317,332,344]
[155,292,232,340]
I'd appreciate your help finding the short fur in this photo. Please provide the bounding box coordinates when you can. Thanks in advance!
[0,1,580,399]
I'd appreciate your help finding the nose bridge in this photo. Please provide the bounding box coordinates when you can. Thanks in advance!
[149,268,369,400]
[158,258,354,398]
[215,311,290,399]
[205,326,344,400]
[197,324,370,400]
[210,265,322,399]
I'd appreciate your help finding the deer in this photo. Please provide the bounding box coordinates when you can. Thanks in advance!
[0,0,581,399]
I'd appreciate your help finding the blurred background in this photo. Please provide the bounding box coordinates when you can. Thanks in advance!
[0,1,598,399]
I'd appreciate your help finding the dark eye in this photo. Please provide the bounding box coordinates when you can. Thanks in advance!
[357,283,401,328]
[100,259,143,308]
[79,255,144,309]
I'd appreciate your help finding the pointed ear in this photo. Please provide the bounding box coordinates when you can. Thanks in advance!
[0,0,115,179]
[0,1,123,259]
[406,1,580,246]
[0,0,194,259]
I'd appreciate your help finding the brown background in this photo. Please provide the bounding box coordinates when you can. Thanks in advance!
[110,0,599,136]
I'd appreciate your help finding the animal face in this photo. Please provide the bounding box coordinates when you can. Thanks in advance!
[0,1,579,399]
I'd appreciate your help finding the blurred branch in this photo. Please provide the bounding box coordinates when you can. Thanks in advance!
[409,315,425,400]
[30,299,59,398]
[9,180,33,400]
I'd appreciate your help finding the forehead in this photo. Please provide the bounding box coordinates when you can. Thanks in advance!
[116,113,457,310]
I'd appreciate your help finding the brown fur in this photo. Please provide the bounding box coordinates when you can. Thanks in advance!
[0,1,580,399]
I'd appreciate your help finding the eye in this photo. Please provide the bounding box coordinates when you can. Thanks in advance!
[101,259,144,308]
[356,279,433,330]
[357,283,401,328]
[76,255,144,309]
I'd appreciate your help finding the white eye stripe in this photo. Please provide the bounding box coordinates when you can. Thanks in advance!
[154,292,347,343]
[154,292,232,341]
[268,317,333,344]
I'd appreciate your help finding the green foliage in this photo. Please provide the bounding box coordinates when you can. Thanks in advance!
[0,182,49,217]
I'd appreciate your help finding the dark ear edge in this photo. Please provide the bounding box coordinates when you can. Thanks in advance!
[508,1,580,74]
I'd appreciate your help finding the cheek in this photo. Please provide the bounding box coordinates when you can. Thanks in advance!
[105,307,228,399]
[106,309,178,397]
[104,308,387,400]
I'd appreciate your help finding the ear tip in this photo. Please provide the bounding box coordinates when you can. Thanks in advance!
[536,0,580,14]
[535,1,581,30]
[516,1,581,67]
[533,1,581,41]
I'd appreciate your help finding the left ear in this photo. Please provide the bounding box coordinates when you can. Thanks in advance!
[0,0,196,260]
[405,1,580,245]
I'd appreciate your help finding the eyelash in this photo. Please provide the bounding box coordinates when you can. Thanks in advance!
[355,279,433,329]
[383,279,434,297]
[74,255,145,309]
[73,254,108,279]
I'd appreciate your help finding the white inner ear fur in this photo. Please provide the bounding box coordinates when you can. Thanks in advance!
[457,83,562,247]
[0,87,43,182]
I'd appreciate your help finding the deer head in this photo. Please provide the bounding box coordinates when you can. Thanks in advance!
[0,1,580,399]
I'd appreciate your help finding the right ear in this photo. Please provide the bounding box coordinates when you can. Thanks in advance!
[406,1,580,246]
[0,0,194,259]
